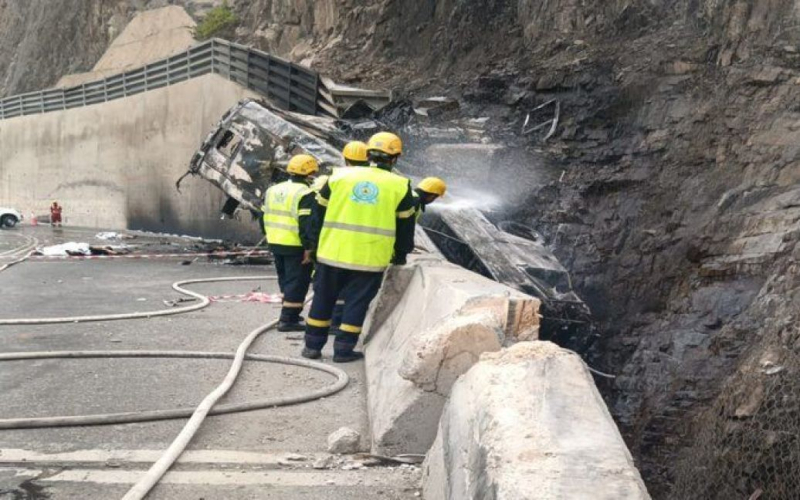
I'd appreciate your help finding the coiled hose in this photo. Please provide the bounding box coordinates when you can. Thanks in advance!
[0,236,347,499]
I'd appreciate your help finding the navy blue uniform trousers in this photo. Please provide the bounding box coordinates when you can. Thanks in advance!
[304,263,383,354]
[273,253,313,323]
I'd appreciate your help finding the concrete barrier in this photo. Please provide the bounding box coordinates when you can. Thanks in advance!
[422,342,651,500]
[363,256,540,455]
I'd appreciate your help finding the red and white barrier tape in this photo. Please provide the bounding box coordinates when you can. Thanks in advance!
[25,250,272,261]
[209,292,282,304]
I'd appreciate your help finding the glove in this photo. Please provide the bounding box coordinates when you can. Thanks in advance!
[391,254,407,266]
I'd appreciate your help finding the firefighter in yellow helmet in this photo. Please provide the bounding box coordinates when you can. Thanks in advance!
[413,177,447,221]
[325,140,371,329]
[302,132,415,362]
[262,154,319,331]
[342,141,369,166]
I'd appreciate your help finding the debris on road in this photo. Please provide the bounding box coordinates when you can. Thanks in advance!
[35,242,133,257]
[36,242,91,256]
[313,455,336,470]
[96,231,136,241]
[327,427,361,454]
[163,297,199,307]
[208,292,281,304]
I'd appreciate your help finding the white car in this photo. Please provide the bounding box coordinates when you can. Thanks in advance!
[0,207,23,228]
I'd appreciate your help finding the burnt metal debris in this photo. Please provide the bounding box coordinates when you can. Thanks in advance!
[179,98,593,351]
[423,208,593,353]
[177,99,347,217]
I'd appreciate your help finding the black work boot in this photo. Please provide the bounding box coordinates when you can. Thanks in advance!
[301,347,322,360]
[333,351,364,363]
[333,332,363,363]
[277,321,305,332]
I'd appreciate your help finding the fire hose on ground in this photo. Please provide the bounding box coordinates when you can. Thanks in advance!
[0,233,37,273]
[0,237,347,500]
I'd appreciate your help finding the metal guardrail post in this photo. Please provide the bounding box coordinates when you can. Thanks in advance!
[245,49,250,89]
[227,42,232,80]
[210,40,215,74]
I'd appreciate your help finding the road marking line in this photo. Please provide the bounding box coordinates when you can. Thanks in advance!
[0,449,327,466]
[7,468,383,487]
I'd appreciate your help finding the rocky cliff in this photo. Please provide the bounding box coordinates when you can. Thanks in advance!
[2,1,798,498]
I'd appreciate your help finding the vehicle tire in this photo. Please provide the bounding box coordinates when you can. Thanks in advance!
[1,215,18,228]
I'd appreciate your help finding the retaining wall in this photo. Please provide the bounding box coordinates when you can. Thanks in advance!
[0,74,260,240]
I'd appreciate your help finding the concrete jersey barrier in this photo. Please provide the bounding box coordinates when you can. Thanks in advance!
[422,342,651,500]
[362,255,540,455]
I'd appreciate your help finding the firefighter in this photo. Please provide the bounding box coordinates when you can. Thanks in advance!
[302,132,415,362]
[329,140,370,329]
[413,177,447,220]
[262,154,318,332]
[342,140,369,166]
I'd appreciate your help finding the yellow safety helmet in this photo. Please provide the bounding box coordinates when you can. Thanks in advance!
[342,141,368,163]
[367,132,403,156]
[286,154,319,176]
[417,177,447,197]
[311,174,329,193]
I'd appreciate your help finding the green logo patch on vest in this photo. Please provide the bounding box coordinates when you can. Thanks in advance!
[272,190,288,204]
[351,181,379,205]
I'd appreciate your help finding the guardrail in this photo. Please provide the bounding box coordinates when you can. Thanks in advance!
[0,38,334,120]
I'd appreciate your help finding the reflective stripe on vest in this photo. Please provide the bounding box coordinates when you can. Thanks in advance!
[317,167,409,272]
[412,192,423,222]
[262,180,310,247]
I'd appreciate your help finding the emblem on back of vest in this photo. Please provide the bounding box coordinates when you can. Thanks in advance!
[272,190,288,204]
[351,181,379,205]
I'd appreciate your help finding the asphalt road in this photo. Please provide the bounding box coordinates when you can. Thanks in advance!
[0,226,420,499]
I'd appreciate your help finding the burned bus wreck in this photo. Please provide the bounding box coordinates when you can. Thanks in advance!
[178,99,347,219]
[179,98,594,352]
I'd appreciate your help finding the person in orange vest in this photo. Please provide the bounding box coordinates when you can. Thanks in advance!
[50,201,63,227]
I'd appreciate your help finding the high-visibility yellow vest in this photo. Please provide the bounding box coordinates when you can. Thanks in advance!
[317,167,410,272]
[262,180,311,247]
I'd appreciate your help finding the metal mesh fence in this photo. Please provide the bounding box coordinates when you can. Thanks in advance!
[672,342,800,499]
